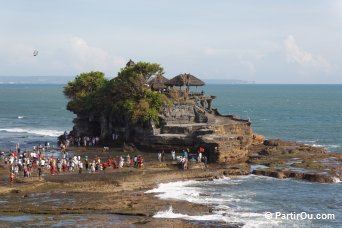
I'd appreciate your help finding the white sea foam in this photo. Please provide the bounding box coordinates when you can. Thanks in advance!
[153,206,232,222]
[299,140,318,143]
[312,143,340,150]
[0,128,63,137]
[332,177,341,183]
[17,116,25,119]
[153,206,280,228]
[299,140,341,151]
[250,165,269,172]
[146,180,202,202]
[146,177,283,227]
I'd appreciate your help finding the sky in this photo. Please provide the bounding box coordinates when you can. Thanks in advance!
[1,0,342,84]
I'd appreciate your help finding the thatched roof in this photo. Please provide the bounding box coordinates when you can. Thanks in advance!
[148,75,169,90]
[164,73,205,87]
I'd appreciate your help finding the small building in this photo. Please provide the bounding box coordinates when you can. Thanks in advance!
[126,59,135,67]
[148,75,169,91]
[164,73,205,88]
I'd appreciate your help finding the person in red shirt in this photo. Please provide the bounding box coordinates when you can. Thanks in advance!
[138,156,144,168]
[10,172,14,184]
[112,158,117,169]
[102,162,107,172]
[50,158,56,175]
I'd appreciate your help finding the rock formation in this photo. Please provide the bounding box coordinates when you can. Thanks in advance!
[69,98,257,165]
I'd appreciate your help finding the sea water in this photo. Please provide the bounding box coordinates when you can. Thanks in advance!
[205,84,342,152]
[148,175,341,227]
[0,84,341,227]
[0,84,74,150]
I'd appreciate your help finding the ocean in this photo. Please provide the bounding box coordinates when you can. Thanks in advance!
[0,84,74,151]
[205,84,342,152]
[0,84,341,227]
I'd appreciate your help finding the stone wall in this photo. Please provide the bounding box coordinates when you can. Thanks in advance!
[161,104,196,124]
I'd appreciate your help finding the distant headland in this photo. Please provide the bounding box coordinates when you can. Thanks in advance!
[0,76,254,85]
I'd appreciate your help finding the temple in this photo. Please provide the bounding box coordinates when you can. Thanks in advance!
[138,62,258,164]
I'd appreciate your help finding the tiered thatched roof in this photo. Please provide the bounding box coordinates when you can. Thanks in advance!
[148,75,169,90]
[164,73,205,87]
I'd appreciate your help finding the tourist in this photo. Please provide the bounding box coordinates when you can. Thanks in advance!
[119,156,124,168]
[57,159,62,174]
[161,150,165,162]
[23,165,28,177]
[40,158,46,167]
[38,166,42,179]
[171,149,176,160]
[133,155,138,167]
[182,157,188,170]
[14,165,19,176]
[10,172,14,184]
[138,155,144,168]
[203,155,208,168]
[91,161,96,173]
[158,152,162,162]
[126,154,130,166]
[112,158,117,169]
[62,159,67,172]
[102,161,107,171]
[79,161,83,174]
[85,159,89,172]
[198,150,202,163]
[183,148,188,159]
[50,157,56,175]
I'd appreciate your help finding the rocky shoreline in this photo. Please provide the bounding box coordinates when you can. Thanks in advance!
[0,147,249,227]
[248,139,342,183]
[0,140,340,227]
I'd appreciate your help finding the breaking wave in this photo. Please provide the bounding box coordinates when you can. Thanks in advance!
[146,177,283,227]
[0,128,63,137]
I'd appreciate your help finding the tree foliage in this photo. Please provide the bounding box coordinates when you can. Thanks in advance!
[63,71,107,114]
[64,62,169,126]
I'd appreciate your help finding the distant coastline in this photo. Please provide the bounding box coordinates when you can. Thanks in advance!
[0,76,255,85]
[203,79,255,84]
[0,76,74,85]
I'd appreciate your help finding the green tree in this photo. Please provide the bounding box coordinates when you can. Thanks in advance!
[64,61,170,127]
[64,71,108,114]
[123,61,164,81]
[107,62,168,125]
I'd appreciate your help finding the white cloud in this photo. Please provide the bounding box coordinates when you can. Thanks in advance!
[285,35,332,72]
[67,36,126,73]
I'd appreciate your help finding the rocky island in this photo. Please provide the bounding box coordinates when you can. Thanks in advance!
[63,59,341,183]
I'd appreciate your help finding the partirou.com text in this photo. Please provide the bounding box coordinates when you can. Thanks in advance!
[264,211,336,220]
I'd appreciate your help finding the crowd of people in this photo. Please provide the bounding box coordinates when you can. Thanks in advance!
[1,139,209,185]
[62,131,121,148]
[1,142,145,185]
[158,147,208,170]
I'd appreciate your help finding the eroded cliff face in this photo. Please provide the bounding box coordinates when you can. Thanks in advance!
[131,102,258,164]
[196,123,254,163]
[69,102,257,165]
